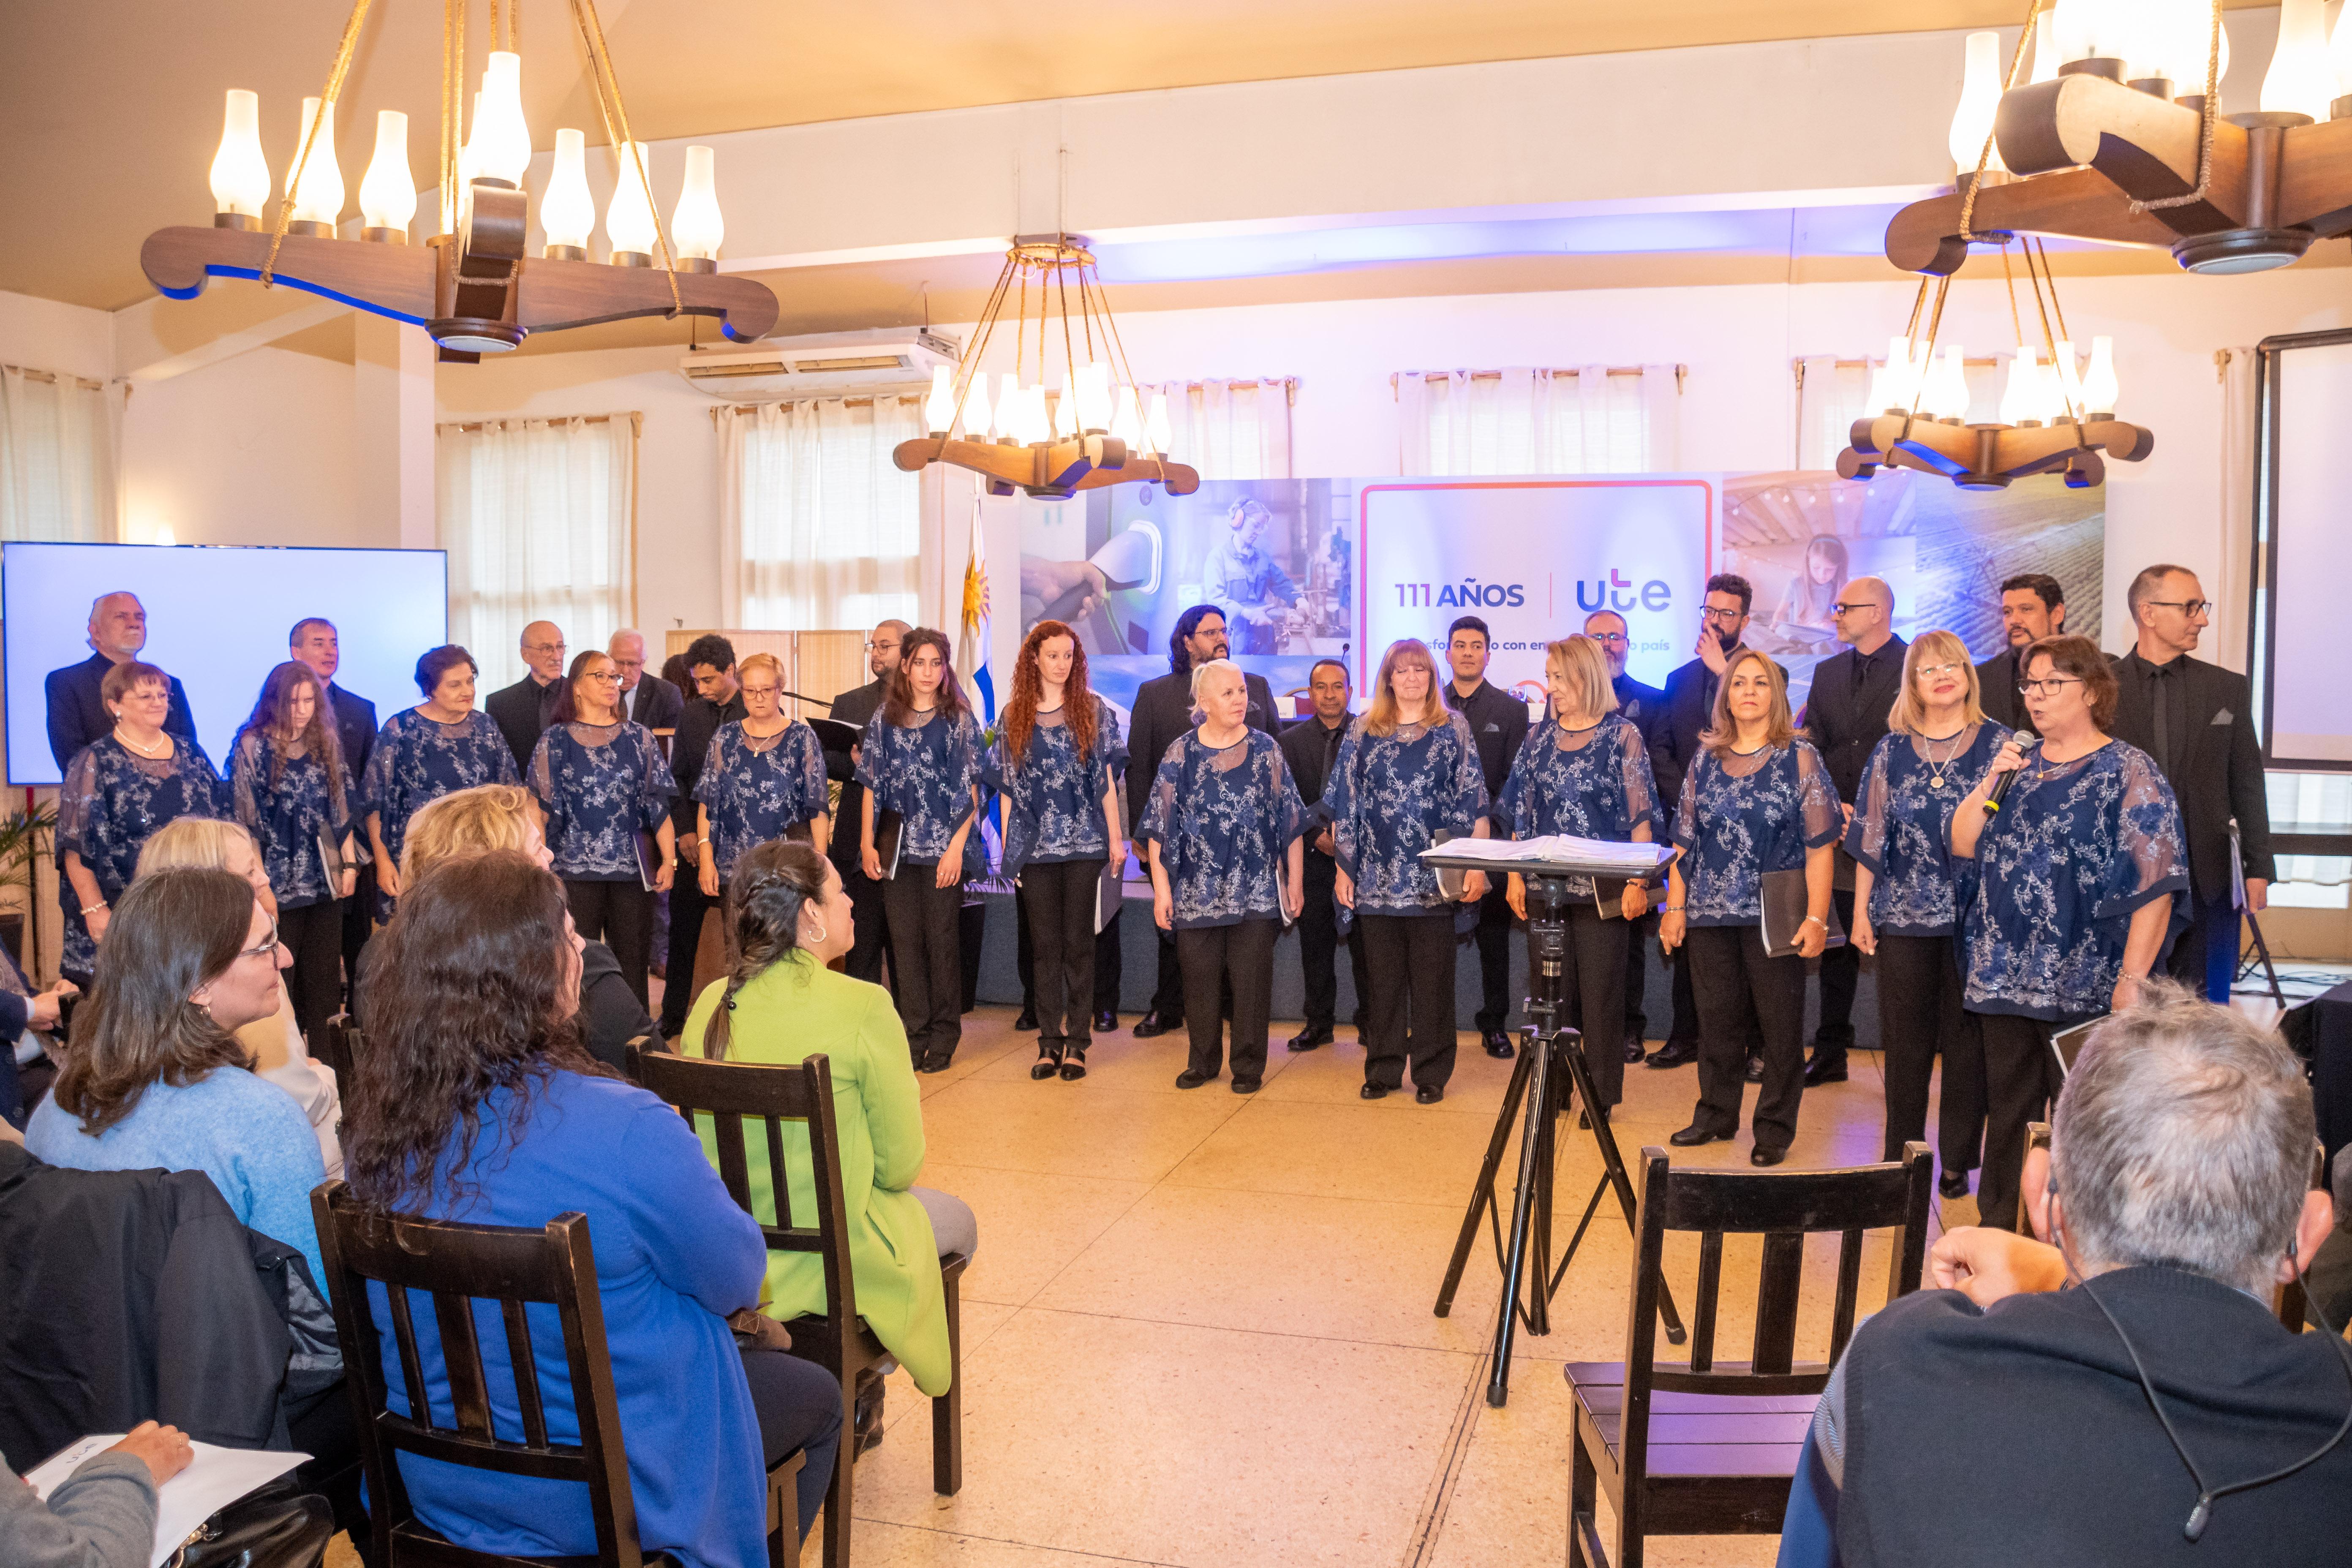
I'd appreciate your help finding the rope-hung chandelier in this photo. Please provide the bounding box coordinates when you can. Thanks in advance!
[140,0,779,362]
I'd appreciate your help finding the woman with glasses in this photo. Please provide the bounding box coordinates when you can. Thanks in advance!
[527,650,679,1008]
[231,661,359,1045]
[363,645,519,917]
[1949,634,2187,1231]
[1844,632,2008,1198]
[694,652,831,901]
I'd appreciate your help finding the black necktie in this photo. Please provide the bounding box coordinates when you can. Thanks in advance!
[2150,664,2171,776]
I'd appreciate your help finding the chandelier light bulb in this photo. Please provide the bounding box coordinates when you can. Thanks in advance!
[1052,383,1078,440]
[604,141,658,259]
[926,366,957,436]
[2081,335,2121,415]
[541,128,595,251]
[2029,13,2061,84]
[1864,359,1891,414]
[997,374,1021,440]
[1024,385,1053,446]
[209,90,271,218]
[2051,339,2087,417]
[964,373,994,439]
[2050,0,2096,65]
[1998,346,2042,426]
[1881,335,1918,409]
[1950,31,2008,173]
[1146,392,1173,455]
[457,91,484,192]
[358,110,416,233]
[287,98,346,227]
[1925,345,1970,422]
[2331,0,2352,96]
[472,51,533,186]
[1075,361,1114,432]
[1111,385,1144,447]
[672,145,725,261]
[2264,0,2336,119]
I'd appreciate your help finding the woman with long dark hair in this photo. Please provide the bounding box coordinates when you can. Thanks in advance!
[362,645,517,914]
[856,628,985,1072]
[987,620,1126,1081]
[231,660,357,1044]
[693,651,830,901]
[527,648,678,1006]
[345,851,841,1560]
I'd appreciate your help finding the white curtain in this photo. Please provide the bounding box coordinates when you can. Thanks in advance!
[2214,346,2258,675]
[437,414,637,680]
[1394,365,1677,475]
[1140,379,1294,480]
[1793,354,2003,471]
[717,396,924,630]
[1,364,119,542]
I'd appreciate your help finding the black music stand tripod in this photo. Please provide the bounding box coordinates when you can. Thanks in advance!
[1432,864,1686,1407]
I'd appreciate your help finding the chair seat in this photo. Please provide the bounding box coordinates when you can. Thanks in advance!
[1565,1361,1813,1476]
[387,1520,686,1568]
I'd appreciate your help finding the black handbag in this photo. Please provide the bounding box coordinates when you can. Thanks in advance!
[165,1475,336,1568]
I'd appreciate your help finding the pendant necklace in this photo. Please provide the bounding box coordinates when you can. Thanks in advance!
[1921,727,1965,790]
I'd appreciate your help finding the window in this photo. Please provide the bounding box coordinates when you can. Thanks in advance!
[717,396,923,631]
[437,414,637,675]
[1794,354,2000,471]
[1396,366,1679,476]
[1,364,117,542]
[1138,379,1295,480]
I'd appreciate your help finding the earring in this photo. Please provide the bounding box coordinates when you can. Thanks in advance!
[807,926,828,945]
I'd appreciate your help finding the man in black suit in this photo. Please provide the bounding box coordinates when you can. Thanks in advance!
[44,591,198,773]
[291,616,378,988]
[1279,658,1369,1051]
[2108,564,2275,1003]
[657,634,746,1039]
[485,620,569,774]
[1124,605,1278,1036]
[609,629,685,732]
[821,621,907,994]
[1973,572,2067,733]
[1797,575,1906,1086]
[1440,615,1531,1059]
[1587,609,1667,1064]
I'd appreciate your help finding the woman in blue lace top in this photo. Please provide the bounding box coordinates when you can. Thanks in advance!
[857,628,985,1073]
[1659,649,1841,1165]
[231,660,359,1044]
[528,650,678,1009]
[985,621,1127,1082]
[1138,659,1305,1094]
[693,653,831,899]
[1497,635,1662,1110]
[1325,639,1491,1104]
[1949,634,2186,1231]
[57,659,228,986]
[363,645,519,918]
[1843,631,2009,1191]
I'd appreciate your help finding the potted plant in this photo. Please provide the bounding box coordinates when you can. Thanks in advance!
[0,798,58,980]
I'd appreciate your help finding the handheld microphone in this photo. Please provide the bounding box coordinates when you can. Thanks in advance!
[1982,736,2042,816]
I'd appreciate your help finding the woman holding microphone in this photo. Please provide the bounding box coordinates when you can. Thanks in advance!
[693,651,831,896]
[1497,634,1662,1113]
[1324,639,1491,1104]
[1948,633,2186,1231]
[1844,631,2008,1196]
[1659,649,1841,1165]
[1137,659,1304,1094]
[988,621,1126,1083]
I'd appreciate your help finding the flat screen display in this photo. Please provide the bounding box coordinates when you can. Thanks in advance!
[2263,338,2352,770]
[3,542,449,787]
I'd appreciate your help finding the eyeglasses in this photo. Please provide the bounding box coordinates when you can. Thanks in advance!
[240,928,283,961]
[1699,607,1745,623]
[2018,677,2084,697]
[524,641,568,656]
[741,685,780,698]
[1916,662,1968,679]
[1588,632,1629,646]
[584,670,623,684]
[1830,601,1882,616]
[2143,599,2211,618]
[865,639,902,652]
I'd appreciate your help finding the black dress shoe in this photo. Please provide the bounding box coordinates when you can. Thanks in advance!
[1481,1031,1514,1060]
[1360,1082,1391,1100]
[1622,1037,1647,1064]
[1646,1043,1699,1070]
[1288,1026,1334,1052]
[1094,1009,1118,1034]
[1744,1056,1766,1084]
[1804,1054,1849,1086]
[1029,1045,1063,1081]
[919,1051,955,1074]
[1415,1084,1445,1105]
[1059,1047,1089,1082]
[1232,1075,1262,1094]
[1134,1010,1184,1038]
[1750,1144,1788,1167]
[1938,1168,1972,1200]
[1669,1123,1723,1147]
[1174,1068,1212,1089]
[1013,1004,1038,1032]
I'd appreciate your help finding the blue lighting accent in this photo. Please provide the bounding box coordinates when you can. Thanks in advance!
[172,261,434,325]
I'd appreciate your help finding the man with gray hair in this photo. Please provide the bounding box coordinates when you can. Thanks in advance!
[44,591,198,773]
[1786,982,2350,1565]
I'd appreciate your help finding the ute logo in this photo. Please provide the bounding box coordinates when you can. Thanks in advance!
[1575,569,1671,614]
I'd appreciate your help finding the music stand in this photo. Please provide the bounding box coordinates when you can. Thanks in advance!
[1425,846,1688,1407]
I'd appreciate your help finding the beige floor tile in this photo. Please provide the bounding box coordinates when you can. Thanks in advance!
[1160,1097,1517,1207]
[965,1021,1306,1095]
[916,1010,1037,1099]
[916,1078,1246,1183]
[1256,1029,1520,1118]
[877,1296,1023,1438]
[912,1161,1156,1307]
[814,1519,1186,1566]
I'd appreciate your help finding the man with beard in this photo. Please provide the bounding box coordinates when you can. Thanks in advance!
[1974,574,2066,733]
[1585,609,1666,1064]
[822,621,910,991]
[1440,616,1530,1059]
[45,592,198,772]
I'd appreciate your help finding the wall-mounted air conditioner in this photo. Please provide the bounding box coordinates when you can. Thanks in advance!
[677,327,961,399]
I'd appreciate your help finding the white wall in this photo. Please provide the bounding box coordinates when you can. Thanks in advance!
[0,289,114,383]
[119,345,359,548]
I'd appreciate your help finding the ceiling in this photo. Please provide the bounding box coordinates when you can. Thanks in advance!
[7,0,2287,313]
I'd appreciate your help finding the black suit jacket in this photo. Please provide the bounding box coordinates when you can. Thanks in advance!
[1649,649,1786,824]
[2107,651,2275,901]
[1610,671,1668,748]
[1442,679,1530,827]
[486,675,561,775]
[670,690,750,838]
[1972,645,2033,733]
[1801,634,1906,807]
[1278,714,1353,853]
[824,677,888,868]
[1124,668,1277,835]
[325,683,377,783]
[44,653,198,775]
[623,675,685,732]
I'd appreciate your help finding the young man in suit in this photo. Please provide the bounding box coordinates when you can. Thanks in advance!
[822,621,908,992]
[2108,565,2275,1002]
[44,592,198,774]
[1441,615,1531,1059]
[658,634,746,1038]
[1974,573,2066,733]
[291,617,377,992]
[609,629,685,731]
[1279,658,1369,1051]
[485,620,569,773]
[1587,609,1667,1064]
[1797,575,1905,1085]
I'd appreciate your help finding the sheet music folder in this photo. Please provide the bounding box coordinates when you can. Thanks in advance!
[1418,842,1675,882]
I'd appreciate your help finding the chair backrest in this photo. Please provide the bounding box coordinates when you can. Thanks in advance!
[1621,1143,1934,1416]
[314,1016,358,1098]
[2017,1122,2053,1237]
[310,1181,649,1568]
[625,1045,860,1329]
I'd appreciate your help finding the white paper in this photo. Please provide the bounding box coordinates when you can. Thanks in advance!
[1418,834,1671,870]
[26,1436,310,1568]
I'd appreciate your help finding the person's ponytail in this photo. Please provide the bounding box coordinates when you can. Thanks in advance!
[702,839,833,1060]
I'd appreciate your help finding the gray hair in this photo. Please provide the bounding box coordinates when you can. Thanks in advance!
[2051,979,2314,1296]
[1189,657,1245,703]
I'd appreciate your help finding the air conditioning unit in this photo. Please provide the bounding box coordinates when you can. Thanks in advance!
[677,327,961,398]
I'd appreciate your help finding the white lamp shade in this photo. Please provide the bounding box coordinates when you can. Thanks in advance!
[2052,340,2086,416]
[288,98,345,226]
[1111,385,1143,446]
[1024,386,1052,446]
[542,128,595,249]
[1146,392,1173,455]
[605,142,658,256]
[209,90,271,217]
[457,92,483,191]
[2029,13,2061,83]
[997,374,1021,438]
[1051,384,1078,440]
[2050,0,2095,64]
[471,52,533,185]
[1950,31,2009,172]
[1075,362,1113,431]
[2332,0,2352,96]
[2081,335,2121,413]
[2264,0,2336,118]
[358,110,416,231]
[1998,346,2041,425]
[671,145,725,260]
[964,373,994,439]
[1925,346,1970,421]
[926,366,957,436]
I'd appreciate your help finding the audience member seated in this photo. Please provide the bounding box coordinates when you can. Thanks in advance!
[0,956,74,1132]
[134,818,342,1177]
[1784,982,2351,1566]
[360,784,654,1067]
[684,840,977,1448]
[346,851,842,1557]
[0,1421,192,1568]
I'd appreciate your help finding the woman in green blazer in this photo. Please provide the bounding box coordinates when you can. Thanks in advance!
[683,841,976,1401]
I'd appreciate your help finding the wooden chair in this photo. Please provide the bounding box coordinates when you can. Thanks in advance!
[626,1045,968,1568]
[1566,1143,1935,1568]
[312,1181,805,1568]
[2016,1122,2053,1237]
[314,1015,358,1098]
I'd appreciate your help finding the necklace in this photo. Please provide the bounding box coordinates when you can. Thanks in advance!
[1921,726,1967,789]
[113,725,169,759]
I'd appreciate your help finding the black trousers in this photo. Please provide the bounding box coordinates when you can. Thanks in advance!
[339,863,375,1007]
[1471,883,1516,1034]
[739,1346,846,1542]
[1359,911,1459,1092]
[1624,910,1657,1048]
[883,862,964,1063]
[1543,903,1629,1108]
[1020,860,1105,1050]
[1666,935,1702,1048]
[1018,897,1120,1015]
[565,879,654,1010]
[1875,933,1985,1169]
[1973,1010,2065,1233]
[1812,883,1861,1056]
[1685,923,1809,1150]
[1092,903,1124,1014]
[280,897,345,1045]
[841,858,893,991]
[1176,919,1278,1080]
[1297,852,1369,1032]
[658,868,716,1037]
[1153,923,1188,1019]
[2167,888,2236,1002]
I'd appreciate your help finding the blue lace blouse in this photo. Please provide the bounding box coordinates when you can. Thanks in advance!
[1325,712,1491,915]
[362,709,520,906]
[1842,723,2010,938]
[1498,715,1663,896]
[1959,740,2188,1023]
[984,699,1128,878]
[855,707,985,874]
[528,721,678,883]
[1136,729,1307,928]
[231,729,356,910]
[1670,740,1843,926]
[692,720,830,882]
[57,736,228,974]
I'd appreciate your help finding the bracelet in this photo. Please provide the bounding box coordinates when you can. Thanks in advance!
[1662,904,1684,912]
[1802,914,1827,929]
[83,900,107,912]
